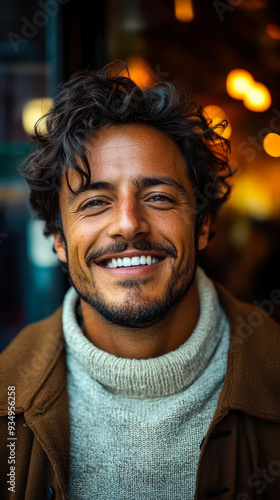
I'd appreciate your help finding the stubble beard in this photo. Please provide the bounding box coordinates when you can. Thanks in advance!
[67,250,198,330]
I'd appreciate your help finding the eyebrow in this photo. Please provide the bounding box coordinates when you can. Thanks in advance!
[67,176,188,205]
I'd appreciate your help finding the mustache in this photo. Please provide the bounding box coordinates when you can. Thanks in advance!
[85,239,177,267]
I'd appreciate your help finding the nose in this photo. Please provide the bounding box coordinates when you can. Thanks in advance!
[107,195,150,241]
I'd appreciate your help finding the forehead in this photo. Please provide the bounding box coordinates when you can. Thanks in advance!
[63,123,191,191]
[89,123,180,159]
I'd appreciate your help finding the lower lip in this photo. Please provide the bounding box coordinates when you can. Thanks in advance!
[97,259,165,276]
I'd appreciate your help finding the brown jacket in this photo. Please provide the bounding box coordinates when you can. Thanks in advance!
[1,283,280,500]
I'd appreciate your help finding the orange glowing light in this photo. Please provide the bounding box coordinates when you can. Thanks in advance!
[263,133,280,157]
[127,56,155,88]
[204,105,232,139]
[174,0,194,22]
[243,81,271,112]
[266,23,280,40]
[226,69,254,100]
[228,167,280,220]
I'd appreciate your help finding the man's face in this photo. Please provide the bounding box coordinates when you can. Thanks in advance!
[54,124,210,328]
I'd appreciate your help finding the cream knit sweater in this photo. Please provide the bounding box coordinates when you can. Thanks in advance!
[63,267,230,499]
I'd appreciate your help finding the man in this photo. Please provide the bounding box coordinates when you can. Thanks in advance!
[1,63,280,500]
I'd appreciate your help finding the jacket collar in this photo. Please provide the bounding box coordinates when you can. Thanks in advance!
[215,281,280,424]
[0,306,65,414]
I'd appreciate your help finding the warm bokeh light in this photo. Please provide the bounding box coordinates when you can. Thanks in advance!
[228,177,272,219]
[263,133,280,157]
[22,97,53,135]
[174,0,194,22]
[226,69,272,112]
[226,69,254,100]
[243,81,271,112]
[204,105,232,139]
[227,167,280,219]
[127,56,155,88]
[266,23,280,40]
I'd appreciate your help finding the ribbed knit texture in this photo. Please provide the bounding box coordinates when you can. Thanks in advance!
[63,267,230,500]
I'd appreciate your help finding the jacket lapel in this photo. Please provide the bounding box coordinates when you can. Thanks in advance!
[0,306,70,496]
[214,282,280,424]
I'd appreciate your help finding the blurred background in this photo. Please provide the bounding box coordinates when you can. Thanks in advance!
[1,0,280,350]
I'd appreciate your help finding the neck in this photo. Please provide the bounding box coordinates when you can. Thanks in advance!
[80,280,200,359]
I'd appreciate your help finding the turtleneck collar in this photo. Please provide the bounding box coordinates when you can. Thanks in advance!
[62,267,225,398]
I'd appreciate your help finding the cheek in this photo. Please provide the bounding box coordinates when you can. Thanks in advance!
[71,218,114,272]
[65,221,96,262]
[156,213,195,256]
[161,212,194,237]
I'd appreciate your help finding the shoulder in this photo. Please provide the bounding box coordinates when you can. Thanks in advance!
[214,281,280,422]
[214,281,280,351]
[0,306,65,413]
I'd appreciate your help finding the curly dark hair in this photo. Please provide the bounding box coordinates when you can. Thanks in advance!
[19,62,233,238]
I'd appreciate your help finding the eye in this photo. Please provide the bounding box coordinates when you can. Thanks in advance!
[86,200,105,207]
[148,194,174,203]
[80,198,109,211]
[145,194,177,210]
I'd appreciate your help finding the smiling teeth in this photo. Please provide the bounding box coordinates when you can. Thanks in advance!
[106,255,159,268]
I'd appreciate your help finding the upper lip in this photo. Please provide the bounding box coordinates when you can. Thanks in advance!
[94,251,167,266]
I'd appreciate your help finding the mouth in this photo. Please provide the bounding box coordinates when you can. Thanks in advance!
[102,254,165,268]
[94,252,167,275]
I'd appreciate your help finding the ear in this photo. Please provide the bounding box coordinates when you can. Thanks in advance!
[53,232,68,263]
[198,214,211,251]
